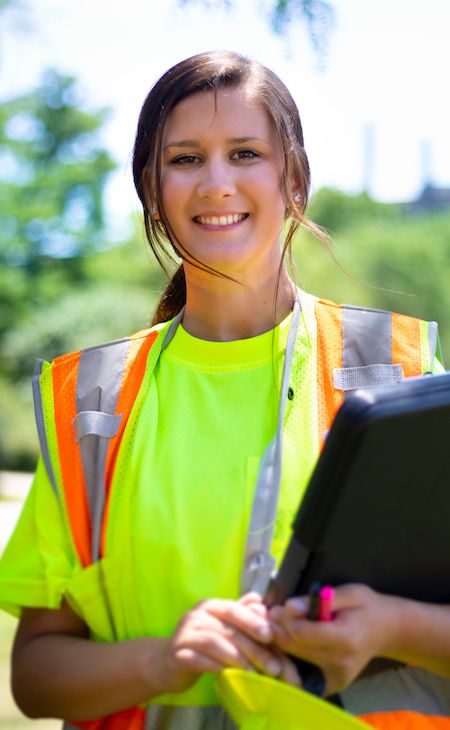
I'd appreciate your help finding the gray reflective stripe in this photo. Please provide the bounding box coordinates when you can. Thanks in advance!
[333,364,404,391]
[240,295,301,595]
[76,339,130,561]
[161,308,184,352]
[63,724,80,730]
[428,320,439,368]
[341,665,450,717]
[73,410,122,441]
[144,704,236,730]
[32,359,58,498]
[342,305,392,368]
[73,315,178,563]
[77,340,130,413]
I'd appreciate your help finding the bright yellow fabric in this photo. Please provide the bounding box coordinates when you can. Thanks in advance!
[0,458,77,616]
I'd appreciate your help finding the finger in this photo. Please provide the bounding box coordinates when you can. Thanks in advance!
[239,592,264,606]
[328,584,373,612]
[192,611,283,677]
[221,625,284,678]
[204,620,283,677]
[270,615,339,662]
[275,651,302,688]
[239,594,268,619]
[205,599,273,643]
[284,596,309,618]
[244,603,268,619]
[186,629,253,671]
[175,647,225,674]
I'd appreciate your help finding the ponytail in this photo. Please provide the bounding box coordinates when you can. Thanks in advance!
[152,265,186,325]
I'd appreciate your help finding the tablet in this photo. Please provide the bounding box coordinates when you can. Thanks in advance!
[265,371,450,607]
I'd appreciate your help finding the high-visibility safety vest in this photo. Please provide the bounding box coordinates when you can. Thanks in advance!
[32,292,445,730]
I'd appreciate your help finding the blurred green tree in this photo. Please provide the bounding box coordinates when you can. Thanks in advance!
[0,68,116,359]
[0,69,115,273]
[0,69,119,467]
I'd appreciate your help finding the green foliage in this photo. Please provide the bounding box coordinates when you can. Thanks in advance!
[0,70,136,470]
[0,69,115,272]
[0,375,37,470]
[4,240,164,382]
[295,190,450,363]
[307,187,401,234]
[271,0,334,50]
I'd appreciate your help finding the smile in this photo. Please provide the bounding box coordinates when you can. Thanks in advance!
[193,213,248,226]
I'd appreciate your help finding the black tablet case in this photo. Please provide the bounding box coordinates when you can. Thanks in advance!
[265,372,450,607]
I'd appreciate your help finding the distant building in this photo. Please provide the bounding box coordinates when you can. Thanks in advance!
[403,184,450,214]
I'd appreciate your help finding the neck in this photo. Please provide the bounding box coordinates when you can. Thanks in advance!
[181,266,296,341]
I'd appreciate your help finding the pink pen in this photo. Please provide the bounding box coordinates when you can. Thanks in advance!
[318,585,334,621]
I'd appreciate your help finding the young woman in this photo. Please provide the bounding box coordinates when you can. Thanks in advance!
[1,51,449,730]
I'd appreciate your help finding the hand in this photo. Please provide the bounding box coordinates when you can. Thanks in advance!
[240,593,301,687]
[158,595,298,695]
[268,584,401,695]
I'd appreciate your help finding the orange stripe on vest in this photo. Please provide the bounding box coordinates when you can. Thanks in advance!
[392,312,422,377]
[315,299,344,444]
[52,350,92,568]
[360,710,450,729]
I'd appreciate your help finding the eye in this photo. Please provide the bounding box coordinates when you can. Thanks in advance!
[170,154,201,165]
[230,148,260,161]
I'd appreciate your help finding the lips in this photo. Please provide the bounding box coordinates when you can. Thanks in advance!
[193,213,249,226]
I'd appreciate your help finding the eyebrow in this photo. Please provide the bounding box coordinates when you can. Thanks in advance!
[163,136,265,150]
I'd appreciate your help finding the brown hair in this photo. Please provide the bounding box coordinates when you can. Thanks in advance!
[132,50,325,324]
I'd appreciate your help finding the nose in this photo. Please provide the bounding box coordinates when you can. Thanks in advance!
[196,157,236,199]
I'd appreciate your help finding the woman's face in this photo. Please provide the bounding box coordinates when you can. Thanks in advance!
[160,87,287,281]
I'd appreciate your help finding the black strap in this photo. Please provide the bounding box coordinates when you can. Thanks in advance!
[292,657,326,696]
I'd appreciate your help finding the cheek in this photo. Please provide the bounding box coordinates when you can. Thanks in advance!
[160,176,191,226]
[161,174,180,204]
[248,169,284,209]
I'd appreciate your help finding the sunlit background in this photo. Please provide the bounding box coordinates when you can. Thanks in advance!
[3,0,450,236]
[1,2,450,724]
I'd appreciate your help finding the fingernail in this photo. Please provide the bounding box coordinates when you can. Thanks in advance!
[287,597,308,614]
[266,658,282,677]
[258,624,272,640]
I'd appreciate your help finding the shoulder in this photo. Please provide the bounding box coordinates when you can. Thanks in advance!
[309,294,434,332]
[41,321,170,374]
[305,293,439,374]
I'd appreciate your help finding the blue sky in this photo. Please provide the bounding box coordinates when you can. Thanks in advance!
[3,0,450,236]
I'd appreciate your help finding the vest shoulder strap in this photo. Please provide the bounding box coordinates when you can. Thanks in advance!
[33,323,167,566]
[314,297,438,440]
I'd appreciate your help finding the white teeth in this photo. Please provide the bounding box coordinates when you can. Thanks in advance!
[196,213,246,226]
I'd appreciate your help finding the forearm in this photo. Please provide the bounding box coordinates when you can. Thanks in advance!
[12,633,169,722]
[383,597,450,676]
